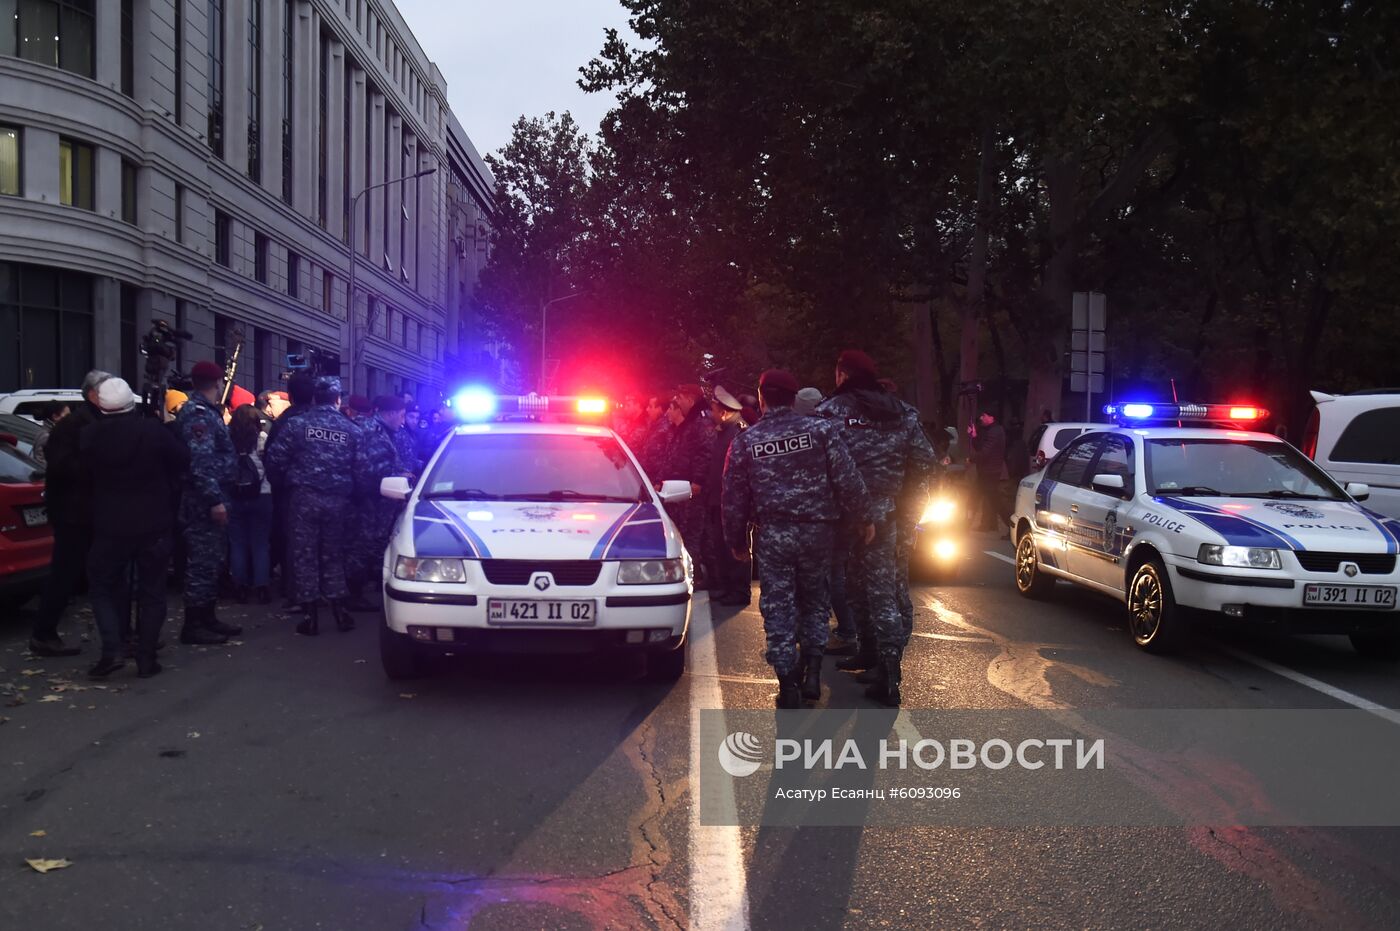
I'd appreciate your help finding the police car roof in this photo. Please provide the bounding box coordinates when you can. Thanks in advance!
[449,421,616,437]
[1105,426,1284,442]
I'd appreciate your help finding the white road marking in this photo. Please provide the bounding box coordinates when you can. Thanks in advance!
[983,550,1015,566]
[892,709,923,745]
[687,593,751,931]
[1219,646,1400,726]
[911,631,995,643]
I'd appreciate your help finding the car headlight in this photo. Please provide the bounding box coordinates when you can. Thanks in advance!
[394,556,468,583]
[617,559,686,585]
[1197,545,1281,570]
[919,497,957,526]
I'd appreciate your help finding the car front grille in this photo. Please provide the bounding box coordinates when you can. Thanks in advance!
[480,560,603,586]
[1293,552,1396,575]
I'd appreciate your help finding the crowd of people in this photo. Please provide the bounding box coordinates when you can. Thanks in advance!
[27,366,454,679]
[614,351,1036,709]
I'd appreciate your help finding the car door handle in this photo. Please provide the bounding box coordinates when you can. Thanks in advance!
[1069,504,1080,513]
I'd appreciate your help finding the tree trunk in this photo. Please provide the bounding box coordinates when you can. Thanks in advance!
[911,299,940,421]
[957,122,997,434]
[1025,152,1079,424]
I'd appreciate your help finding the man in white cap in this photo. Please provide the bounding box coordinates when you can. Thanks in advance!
[706,386,751,606]
[794,387,824,417]
[80,378,190,678]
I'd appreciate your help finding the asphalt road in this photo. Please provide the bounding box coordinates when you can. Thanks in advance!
[4,538,1400,930]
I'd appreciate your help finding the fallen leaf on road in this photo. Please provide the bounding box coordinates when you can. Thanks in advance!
[354,659,366,664]
[0,716,9,724]
[398,693,417,700]
[25,858,72,874]
[21,669,42,677]
[229,641,245,647]
[187,731,201,739]
[29,830,46,837]
[37,696,64,704]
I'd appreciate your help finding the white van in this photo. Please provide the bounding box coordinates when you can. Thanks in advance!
[1304,390,1400,520]
[0,389,84,421]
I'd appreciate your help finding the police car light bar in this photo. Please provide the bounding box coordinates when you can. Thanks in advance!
[1102,402,1270,424]
[448,390,611,422]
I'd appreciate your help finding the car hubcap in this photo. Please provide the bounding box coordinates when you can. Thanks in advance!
[1016,537,1037,590]
[1130,570,1162,641]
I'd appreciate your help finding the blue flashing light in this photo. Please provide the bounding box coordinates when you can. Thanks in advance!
[1120,403,1155,419]
[451,387,498,420]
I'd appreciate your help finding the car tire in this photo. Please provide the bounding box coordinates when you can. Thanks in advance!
[379,623,424,680]
[645,642,686,681]
[1349,631,1400,661]
[1127,557,1185,653]
[1014,531,1055,599]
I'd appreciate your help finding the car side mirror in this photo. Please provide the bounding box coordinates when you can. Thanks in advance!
[380,476,412,501]
[1346,482,1371,501]
[1091,473,1126,496]
[657,479,692,504]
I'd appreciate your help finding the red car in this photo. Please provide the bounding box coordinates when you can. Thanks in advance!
[0,436,51,611]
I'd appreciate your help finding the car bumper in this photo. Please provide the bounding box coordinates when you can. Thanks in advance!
[381,583,691,652]
[1166,557,1400,632]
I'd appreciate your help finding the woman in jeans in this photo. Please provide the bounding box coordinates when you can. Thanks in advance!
[228,405,274,604]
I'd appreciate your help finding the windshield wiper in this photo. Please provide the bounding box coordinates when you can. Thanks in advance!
[1155,486,1223,497]
[421,488,500,500]
[501,489,646,503]
[1235,489,1327,500]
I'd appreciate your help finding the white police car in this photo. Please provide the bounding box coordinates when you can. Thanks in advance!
[376,393,693,680]
[1011,403,1400,657]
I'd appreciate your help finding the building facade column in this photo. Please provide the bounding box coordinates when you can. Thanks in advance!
[92,278,123,374]
[324,38,346,241]
[292,1,318,219]
[223,0,247,175]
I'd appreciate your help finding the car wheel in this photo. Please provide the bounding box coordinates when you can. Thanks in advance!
[1014,531,1055,599]
[379,623,424,680]
[1349,631,1400,661]
[645,642,686,681]
[1127,557,1184,653]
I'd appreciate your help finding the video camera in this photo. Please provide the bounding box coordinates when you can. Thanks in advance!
[283,348,329,380]
[140,319,193,416]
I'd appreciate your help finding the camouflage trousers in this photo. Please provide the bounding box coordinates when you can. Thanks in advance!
[182,508,227,608]
[754,521,836,676]
[895,512,918,643]
[351,497,400,581]
[848,500,905,660]
[667,499,707,575]
[288,489,350,605]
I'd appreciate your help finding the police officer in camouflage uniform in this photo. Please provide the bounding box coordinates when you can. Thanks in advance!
[818,351,936,706]
[175,361,241,645]
[879,379,934,651]
[345,395,408,608]
[265,376,367,636]
[662,384,715,580]
[723,369,873,708]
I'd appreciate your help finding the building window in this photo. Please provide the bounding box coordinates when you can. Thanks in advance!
[58,138,93,210]
[214,210,230,266]
[342,60,352,243]
[362,84,373,255]
[281,0,293,204]
[0,126,20,196]
[207,0,224,157]
[120,0,133,97]
[0,262,94,392]
[174,184,185,243]
[11,0,94,78]
[287,250,300,299]
[246,0,261,181]
[173,0,184,124]
[317,31,329,227]
[322,269,334,315]
[120,159,137,224]
[254,232,269,284]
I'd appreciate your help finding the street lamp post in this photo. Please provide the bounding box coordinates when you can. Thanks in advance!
[345,165,437,393]
[539,291,584,393]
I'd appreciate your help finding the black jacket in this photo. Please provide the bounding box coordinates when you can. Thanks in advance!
[80,411,191,537]
[43,401,102,527]
[973,423,1008,481]
[707,418,743,507]
[665,405,715,488]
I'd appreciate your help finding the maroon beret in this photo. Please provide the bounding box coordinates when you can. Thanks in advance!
[836,349,878,377]
[347,394,373,414]
[372,394,405,412]
[190,360,223,381]
[759,369,800,393]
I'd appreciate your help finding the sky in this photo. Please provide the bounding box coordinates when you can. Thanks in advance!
[393,0,637,161]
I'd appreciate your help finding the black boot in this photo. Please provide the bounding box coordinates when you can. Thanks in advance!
[87,656,126,679]
[333,601,356,632]
[342,579,377,612]
[855,665,880,684]
[801,654,823,702]
[865,657,902,707]
[776,668,803,709]
[204,606,243,637]
[295,604,319,637]
[234,584,250,605]
[835,647,877,672]
[180,606,229,645]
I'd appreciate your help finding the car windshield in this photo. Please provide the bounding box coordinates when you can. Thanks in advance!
[1145,438,1345,500]
[421,432,648,502]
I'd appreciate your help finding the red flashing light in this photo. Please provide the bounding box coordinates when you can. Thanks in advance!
[576,397,608,415]
[1228,406,1263,420]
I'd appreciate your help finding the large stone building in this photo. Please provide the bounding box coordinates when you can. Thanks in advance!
[0,0,493,402]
